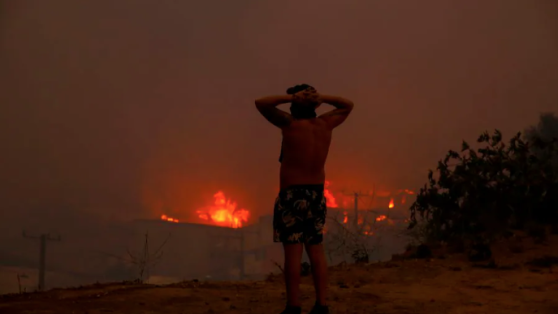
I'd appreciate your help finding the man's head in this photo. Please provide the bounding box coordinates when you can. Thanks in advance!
[286,84,320,119]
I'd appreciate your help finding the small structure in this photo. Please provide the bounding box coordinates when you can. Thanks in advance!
[130,216,282,281]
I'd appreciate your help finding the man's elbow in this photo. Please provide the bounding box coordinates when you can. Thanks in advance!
[345,100,354,112]
[334,96,354,110]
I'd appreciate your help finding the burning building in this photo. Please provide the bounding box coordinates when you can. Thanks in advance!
[131,182,414,282]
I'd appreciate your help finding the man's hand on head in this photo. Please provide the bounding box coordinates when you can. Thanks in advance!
[293,87,321,107]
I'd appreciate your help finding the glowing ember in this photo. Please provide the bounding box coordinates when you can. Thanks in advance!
[388,198,395,209]
[196,191,250,228]
[161,214,179,223]
[376,190,391,197]
[324,181,338,208]
[396,189,415,195]
[376,214,387,222]
[343,213,348,224]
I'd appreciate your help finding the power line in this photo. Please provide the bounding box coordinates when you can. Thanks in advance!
[22,231,61,291]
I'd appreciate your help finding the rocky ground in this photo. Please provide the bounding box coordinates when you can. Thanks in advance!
[1,233,557,314]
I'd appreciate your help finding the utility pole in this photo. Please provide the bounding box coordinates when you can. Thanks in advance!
[238,228,245,279]
[343,190,375,230]
[22,231,61,291]
[352,192,359,230]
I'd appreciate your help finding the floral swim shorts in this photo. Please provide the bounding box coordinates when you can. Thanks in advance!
[273,184,327,244]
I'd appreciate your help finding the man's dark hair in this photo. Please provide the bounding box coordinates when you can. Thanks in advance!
[286,84,313,95]
[286,84,316,120]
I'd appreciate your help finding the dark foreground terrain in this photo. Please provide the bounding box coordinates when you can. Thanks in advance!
[1,233,557,314]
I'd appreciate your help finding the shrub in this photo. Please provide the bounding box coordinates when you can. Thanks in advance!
[408,129,558,244]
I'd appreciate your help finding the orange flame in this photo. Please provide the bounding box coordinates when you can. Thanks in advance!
[388,198,395,209]
[324,181,338,208]
[376,214,387,222]
[196,191,250,228]
[160,214,179,223]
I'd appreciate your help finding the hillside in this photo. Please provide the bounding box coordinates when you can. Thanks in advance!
[1,233,557,314]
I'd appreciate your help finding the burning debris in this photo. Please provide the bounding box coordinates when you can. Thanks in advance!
[196,191,250,228]
[159,191,250,228]
[156,180,413,229]
[160,214,179,223]
[321,180,415,226]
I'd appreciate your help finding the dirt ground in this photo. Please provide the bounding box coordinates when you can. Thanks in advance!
[1,234,557,314]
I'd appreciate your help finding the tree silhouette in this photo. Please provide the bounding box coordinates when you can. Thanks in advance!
[408,129,558,244]
[525,112,558,171]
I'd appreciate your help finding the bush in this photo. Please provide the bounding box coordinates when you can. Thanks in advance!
[408,129,558,244]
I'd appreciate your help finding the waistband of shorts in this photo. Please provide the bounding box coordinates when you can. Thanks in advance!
[280,184,325,192]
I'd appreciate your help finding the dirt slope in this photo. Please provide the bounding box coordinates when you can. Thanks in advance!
[1,234,557,314]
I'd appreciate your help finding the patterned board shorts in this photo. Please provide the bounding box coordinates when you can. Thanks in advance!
[273,184,327,245]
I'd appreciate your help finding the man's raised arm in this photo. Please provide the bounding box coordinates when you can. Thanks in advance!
[255,95,293,128]
[318,95,354,129]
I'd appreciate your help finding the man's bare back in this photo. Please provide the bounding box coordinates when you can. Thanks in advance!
[255,85,353,187]
[279,118,332,189]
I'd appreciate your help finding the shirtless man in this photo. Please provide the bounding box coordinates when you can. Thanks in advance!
[255,84,354,314]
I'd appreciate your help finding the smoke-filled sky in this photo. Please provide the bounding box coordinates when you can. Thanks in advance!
[1,0,557,229]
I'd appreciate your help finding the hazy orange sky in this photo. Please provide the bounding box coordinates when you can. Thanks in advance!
[1,0,557,229]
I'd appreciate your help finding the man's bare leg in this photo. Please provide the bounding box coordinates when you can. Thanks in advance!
[283,243,304,307]
[305,243,328,306]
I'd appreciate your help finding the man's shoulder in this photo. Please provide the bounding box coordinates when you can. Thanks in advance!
[282,121,331,140]
[289,118,328,127]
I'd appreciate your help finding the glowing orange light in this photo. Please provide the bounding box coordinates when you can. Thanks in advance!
[376,190,391,197]
[376,215,387,222]
[160,214,179,223]
[196,191,250,228]
[324,181,338,208]
[363,225,373,236]
[388,198,394,209]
